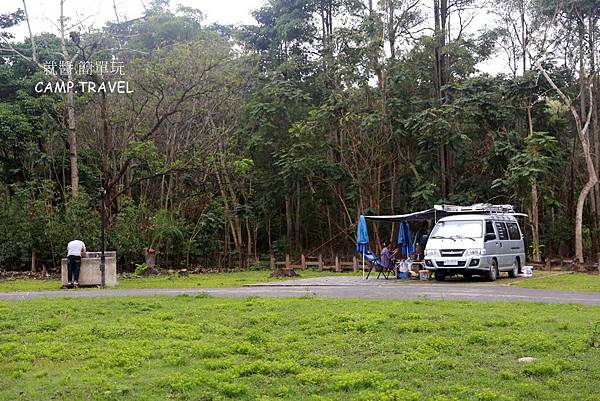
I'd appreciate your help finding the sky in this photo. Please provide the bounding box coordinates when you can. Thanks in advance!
[0,0,506,75]
[0,0,265,37]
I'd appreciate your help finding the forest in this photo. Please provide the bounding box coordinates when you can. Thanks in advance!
[0,0,599,271]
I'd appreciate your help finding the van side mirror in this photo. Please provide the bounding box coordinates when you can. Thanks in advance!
[484,233,496,242]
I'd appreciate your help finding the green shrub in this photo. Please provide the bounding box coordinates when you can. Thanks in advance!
[466,331,493,345]
[357,388,421,401]
[522,361,562,377]
[134,263,151,276]
[271,359,301,375]
[234,360,272,376]
[217,382,248,397]
[499,370,516,380]
[297,368,327,385]
[307,355,342,368]
[332,371,382,391]
[589,321,600,348]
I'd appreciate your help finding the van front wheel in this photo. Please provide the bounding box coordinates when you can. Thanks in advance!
[486,260,498,282]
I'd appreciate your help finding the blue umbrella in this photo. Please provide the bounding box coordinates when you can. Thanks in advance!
[356,215,369,279]
[397,221,414,257]
[356,215,369,254]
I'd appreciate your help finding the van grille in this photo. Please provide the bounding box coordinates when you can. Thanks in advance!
[440,249,465,257]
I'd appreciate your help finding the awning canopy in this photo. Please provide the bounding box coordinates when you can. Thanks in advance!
[364,207,444,222]
[363,204,528,223]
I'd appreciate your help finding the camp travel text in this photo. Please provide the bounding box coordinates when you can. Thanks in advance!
[35,81,133,93]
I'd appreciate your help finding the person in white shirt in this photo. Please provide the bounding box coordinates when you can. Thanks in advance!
[66,240,86,287]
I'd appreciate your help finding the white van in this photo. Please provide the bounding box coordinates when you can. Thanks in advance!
[423,214,526,281]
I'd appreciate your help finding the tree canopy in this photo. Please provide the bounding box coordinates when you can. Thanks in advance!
[1,0,599,270]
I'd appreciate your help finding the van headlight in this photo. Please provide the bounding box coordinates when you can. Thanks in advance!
[424,249,440,257]
[464,248,486,256]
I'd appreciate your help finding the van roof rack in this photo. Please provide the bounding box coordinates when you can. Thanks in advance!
[437,203,516,214]
[364,203,526,223]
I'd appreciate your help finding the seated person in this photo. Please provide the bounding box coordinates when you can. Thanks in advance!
[398,259,410,279]
[380,241,392,270]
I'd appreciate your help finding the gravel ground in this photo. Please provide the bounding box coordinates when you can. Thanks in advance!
[1,276,600,305]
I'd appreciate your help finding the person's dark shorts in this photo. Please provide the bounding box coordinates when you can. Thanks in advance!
[67,255,81,282]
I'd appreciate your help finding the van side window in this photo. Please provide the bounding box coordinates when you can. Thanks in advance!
[507,223,521,240]
[485,221,496,238]
[495,222,509,240]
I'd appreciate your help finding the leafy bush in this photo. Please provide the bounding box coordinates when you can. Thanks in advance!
[0,182,99,270]
[109,197,146,269]
[133,263,151,276]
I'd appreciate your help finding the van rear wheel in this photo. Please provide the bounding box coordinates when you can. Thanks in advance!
[508,259,519,278]
[486,260,498,282]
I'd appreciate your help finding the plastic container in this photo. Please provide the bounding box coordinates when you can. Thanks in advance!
[522,266,533,277]
[419,270,431,280]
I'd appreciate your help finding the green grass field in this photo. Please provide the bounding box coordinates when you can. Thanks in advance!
[0,270,357,293]
[1,296,599,401]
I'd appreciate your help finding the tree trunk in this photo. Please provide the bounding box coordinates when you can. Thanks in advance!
[576,175,598,263]
[245,217,253,263]
[386,0,396,59]
[520,0,526,75]
[144,247,156,268]
[574,108,597,263]
[59,0,78,198]
[66,84,79,198]
[295,181,301,251]
[30,248,36,273]
[588,12,600,256]
[285,194,293,251]
[531,181,541,262]
[527,106,541,262]
[215,169,241,256]
[433,0,449,199]
[535,59,597,263]
[100,92,111,235]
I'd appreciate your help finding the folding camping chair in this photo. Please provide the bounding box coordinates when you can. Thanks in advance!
[364,251,395,279]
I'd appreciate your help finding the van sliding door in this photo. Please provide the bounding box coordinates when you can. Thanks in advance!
[494,222,509,268]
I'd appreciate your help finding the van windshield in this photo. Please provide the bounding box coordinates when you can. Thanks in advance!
[430,220,483,239]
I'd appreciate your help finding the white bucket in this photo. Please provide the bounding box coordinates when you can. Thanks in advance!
[522,266,533,277]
